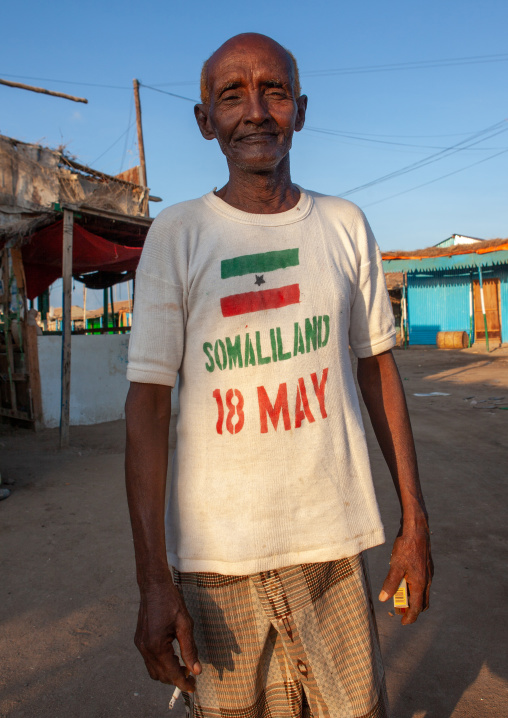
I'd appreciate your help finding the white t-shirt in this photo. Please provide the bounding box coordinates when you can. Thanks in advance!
[127,188,396,575]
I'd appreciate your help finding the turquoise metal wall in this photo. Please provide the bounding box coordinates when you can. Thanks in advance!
[407,267,508,344]
[407,272,471,344]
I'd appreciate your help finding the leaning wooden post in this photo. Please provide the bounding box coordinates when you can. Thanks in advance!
[60,210,73,448]
[477,265,489,353]
[468,275,474,347]
[401,274,408,349]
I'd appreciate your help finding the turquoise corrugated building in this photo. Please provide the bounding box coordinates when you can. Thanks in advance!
[382,237,508,347]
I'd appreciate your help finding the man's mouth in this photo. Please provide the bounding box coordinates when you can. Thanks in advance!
[238,133,277,143]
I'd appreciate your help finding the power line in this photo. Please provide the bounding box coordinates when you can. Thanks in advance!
[138,83,198,103]
[146,52,508,86]
[90,120,135,166]
[306,128,483,139]
[147,80,197,88]
[119,98,134,173]
[303,53,508,77]
[5,51,508,97]
[304,125,507,151]
[362,148,508,208]
[0,72,129,90]
[338,118,508,196]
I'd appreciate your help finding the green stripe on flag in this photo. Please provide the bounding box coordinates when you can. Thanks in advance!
[221,248,299,279]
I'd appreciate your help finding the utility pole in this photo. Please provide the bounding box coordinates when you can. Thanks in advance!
[133,79,149,217]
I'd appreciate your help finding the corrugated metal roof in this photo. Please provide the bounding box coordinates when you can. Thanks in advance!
[382,237,508,261]
[383,249,508,273]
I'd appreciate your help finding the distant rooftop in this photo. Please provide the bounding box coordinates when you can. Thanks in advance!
[433,234,484,249]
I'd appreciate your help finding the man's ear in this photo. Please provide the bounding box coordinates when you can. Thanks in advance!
[294,95,308,133]
[194,104,216,141]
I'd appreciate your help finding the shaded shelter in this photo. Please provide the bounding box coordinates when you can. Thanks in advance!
[21,219,143,300]
[0,134,153,440]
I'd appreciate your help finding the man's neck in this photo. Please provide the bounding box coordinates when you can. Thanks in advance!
[215,160,300,214]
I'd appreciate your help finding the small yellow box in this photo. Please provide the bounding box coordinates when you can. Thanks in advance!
[393,578,409,614]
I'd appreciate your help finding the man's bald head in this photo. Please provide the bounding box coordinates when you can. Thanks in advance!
[199,33,301,104]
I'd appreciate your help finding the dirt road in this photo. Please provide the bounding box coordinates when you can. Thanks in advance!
[1,347,507,717]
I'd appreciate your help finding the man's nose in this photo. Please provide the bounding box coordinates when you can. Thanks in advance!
[243,91,270,124]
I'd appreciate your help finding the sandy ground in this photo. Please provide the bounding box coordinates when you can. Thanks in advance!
[0,346,507,718]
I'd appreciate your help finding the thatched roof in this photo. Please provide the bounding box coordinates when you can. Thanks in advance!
[0,134,149,242]
[384,272,403,291]
[382,237,508,261]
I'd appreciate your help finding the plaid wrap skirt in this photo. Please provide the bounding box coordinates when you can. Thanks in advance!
[172,554,388,718]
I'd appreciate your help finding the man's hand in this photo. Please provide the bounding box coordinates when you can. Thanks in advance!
[379,521,434,625]
[357,351,433,625]
[125,383,201,690]
[135,579,202,691]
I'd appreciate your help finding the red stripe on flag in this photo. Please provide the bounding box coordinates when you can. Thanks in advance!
[220,284,300,317]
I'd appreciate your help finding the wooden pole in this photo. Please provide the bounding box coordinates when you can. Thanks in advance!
[478,266,489,353]
[401,274,408,349]
[0,78,88,103]
[133,79,148,186]
[1,251,17,414]
[127,279,132,314]
[60,210,73,447]
[83,284,87,332]
[26,324,43,426]
[468,276,474,347]
[110,285,115,333]
[103,287,109,332]
[133,79,149,216]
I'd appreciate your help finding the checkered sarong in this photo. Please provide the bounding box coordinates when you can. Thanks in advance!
[173,554,388,717]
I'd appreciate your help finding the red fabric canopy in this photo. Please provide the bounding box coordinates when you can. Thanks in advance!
[22,220,142,300]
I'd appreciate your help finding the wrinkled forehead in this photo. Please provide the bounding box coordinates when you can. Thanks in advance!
[207,41,295,94]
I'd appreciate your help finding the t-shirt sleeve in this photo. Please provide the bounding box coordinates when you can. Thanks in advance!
[348,212,396,358]
[126,211,187,387]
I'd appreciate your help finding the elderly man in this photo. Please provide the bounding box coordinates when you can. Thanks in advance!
[125,33,432,717]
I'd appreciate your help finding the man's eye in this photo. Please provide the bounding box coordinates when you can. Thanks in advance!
[222,93,241,101]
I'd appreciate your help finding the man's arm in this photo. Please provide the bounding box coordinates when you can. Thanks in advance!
[125,382,201,690]
[357,349,433,624]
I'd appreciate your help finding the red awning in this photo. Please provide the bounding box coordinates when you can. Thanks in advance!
[22,220,142,299]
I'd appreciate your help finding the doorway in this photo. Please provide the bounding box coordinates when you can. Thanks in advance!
[473,278,501,342]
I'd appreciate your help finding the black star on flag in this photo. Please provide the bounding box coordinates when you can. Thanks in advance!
[254,274,265,286]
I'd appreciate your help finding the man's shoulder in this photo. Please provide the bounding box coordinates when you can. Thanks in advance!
[152,195,209,228]
[305,188,365,224]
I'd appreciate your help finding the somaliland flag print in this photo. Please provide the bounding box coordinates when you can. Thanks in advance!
[220,248,300,318]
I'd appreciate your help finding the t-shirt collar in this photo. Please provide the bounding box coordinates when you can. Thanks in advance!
[202,185,313,226]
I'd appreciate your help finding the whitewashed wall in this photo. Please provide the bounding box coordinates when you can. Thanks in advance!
[38,335,130,428]
[38,334,180,428]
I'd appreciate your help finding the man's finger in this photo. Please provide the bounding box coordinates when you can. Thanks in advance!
[401,594,423,624]
[145,659,159,681]
[379,564,404,601]
[166,662,197,692]
[399,576,425,624]
[149,649,197,691]
[177,620,202,676]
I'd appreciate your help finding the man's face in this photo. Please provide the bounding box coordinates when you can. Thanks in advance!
[195,37,307,173]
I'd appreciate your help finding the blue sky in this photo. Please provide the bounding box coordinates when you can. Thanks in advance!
[1,0,507,309]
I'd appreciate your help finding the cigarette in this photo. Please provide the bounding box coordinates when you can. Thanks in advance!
[168,686,181,710]
[168,673,193,710]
